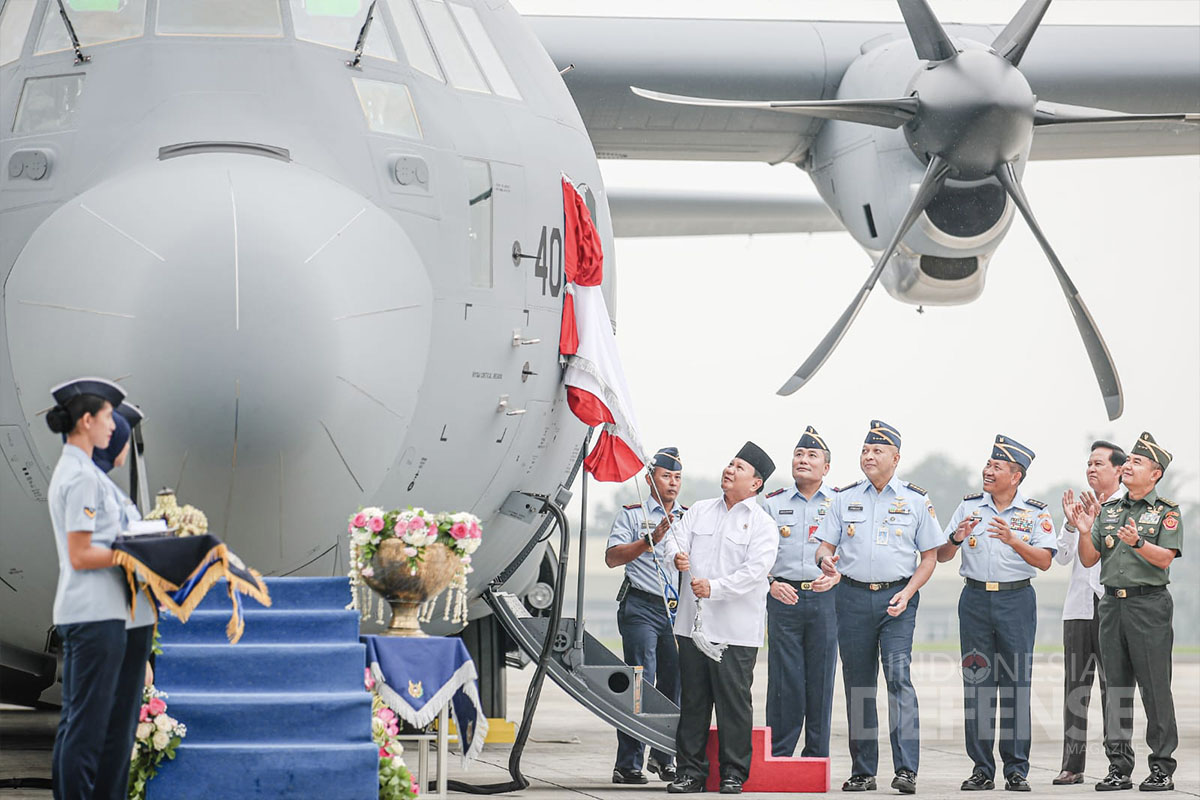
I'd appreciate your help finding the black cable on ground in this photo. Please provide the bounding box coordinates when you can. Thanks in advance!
[446,497,570,794]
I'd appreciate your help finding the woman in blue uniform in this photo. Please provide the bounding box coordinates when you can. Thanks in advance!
[45,377,132,800]
[90,401,158,800]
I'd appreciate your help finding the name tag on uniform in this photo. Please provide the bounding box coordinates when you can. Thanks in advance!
[1139,511,1161,525]
[640,521,655,529]
[848,503,864,512]
[778,509,794,515]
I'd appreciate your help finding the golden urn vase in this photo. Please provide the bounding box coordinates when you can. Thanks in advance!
[361,540,460,637]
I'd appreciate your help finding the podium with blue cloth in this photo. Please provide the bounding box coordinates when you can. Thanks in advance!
[363,635,489,798]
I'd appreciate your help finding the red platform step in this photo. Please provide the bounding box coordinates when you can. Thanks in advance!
[704,726,830,793]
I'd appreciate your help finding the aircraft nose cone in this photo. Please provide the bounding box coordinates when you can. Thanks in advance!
[6,154,433,554]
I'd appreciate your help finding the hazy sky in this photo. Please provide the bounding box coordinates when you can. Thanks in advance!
[515,1,1200,507]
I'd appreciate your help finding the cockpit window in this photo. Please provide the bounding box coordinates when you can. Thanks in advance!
[448,3,519,100]
[290,0,395,61]
[157,0,282,37]
[0,0,37,67]
[412,0,488,93]
[385,0,442,81]
[34,0,146,56]
[353,78,422,140]
[13,74,85,134]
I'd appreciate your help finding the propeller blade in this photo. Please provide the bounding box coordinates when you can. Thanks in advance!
[994,162,1123,420]
[1035,100,1200,126]
[777,155,951,396]
[991,0,1052,66]
[630,87,919,128]
[897,0,958,61]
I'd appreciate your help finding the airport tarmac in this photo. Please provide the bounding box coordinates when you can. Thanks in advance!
[3,653,1197,798]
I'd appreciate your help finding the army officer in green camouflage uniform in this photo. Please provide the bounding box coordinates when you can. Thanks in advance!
[1067,432,1181,792]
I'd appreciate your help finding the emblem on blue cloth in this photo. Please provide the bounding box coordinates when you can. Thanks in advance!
[408,680,423,699]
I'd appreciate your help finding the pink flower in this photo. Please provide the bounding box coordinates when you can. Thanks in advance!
[393,520,405,535]
[348,522,356,534]
[468,522,481,539]
[379,745,389,758]
[139,705,150,722]
[450,522,469,540]
[360,566,375,578]
[403,546,418,558]
[407,517,425,532]
[368,516,385,533]
[352,513,367,528]
[426,522,438,537]
[147,697,167,716]
[377,708,395,723]
[364,668,375,690]
[413,783,420,795]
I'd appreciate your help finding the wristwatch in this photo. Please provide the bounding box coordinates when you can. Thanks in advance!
[947,531,963,547]
[1133,536,1145,549]
[642,531,655,549]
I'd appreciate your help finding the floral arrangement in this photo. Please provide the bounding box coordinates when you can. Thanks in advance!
[366,668,420,800]
[127,685,186,800]
[346,507,482,626]
[145,488,209,537]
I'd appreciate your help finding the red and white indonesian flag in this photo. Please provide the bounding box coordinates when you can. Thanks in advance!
[559,176,646,482]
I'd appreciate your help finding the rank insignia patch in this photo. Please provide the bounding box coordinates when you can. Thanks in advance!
[1041,518,1053,533]
[83,507,96,519]
[1164,515,1179,531]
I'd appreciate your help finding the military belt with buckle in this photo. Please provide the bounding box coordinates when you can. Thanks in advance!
[1104,585,1166,599]
[965,578,1032,592]
[844,577,906,592]
[776,577,816,591]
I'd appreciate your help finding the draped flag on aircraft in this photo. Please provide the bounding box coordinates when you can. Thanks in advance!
[559,176,645,482]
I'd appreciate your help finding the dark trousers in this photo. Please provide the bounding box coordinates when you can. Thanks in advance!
[958,585,1036,780]
[766,589,838,757]
[835,582,920,778]
[94,624,156,800]
[52,620,126,800]
[1061,594,1110,774]
[615,591,680,770]
[675,636,758,783]
[1098,592,1178,777]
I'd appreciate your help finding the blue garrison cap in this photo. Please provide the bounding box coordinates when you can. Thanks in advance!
[992,434,1035,470]
[795,425,829,453]
[650,446,682,472]
[736,440,775,483]
[115,402,145,429]
[92,412,131,474]
[865,419,901,450]
[51,376,125,408]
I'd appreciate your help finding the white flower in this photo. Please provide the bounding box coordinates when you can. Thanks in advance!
[361,506,385,519]
[154,714,174,731]
[131,743,139,761]
[152,730,170,750]
[136,721,154,740]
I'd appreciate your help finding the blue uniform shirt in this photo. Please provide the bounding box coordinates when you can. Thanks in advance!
[762,480,833,581]
[818,476,942,583]
[944,491,1057,582]
[607,497,683,594]
[48,444,129,625]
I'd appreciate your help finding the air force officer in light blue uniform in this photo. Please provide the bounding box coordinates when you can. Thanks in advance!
[937,435,1056,792]
[761,426,839,759]
[815,420,942,795]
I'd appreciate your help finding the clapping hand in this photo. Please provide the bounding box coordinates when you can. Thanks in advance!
[1116,520,1139,547]
[987,516,1016,546]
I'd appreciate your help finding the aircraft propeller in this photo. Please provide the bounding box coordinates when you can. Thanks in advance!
[632,0,1200,420]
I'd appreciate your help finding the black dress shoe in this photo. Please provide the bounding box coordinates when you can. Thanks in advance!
[647,758,678,783]
[667,774,706,794]
[892,769,917,794]
[961,771,995,790]
[1054,771,1085,785]
[1096,766,1133,791]
[612,767,648,785]
[719,776,744,794]
[1138,766,1174,792]
[842,775,877,792]
[1004,774,1030,792]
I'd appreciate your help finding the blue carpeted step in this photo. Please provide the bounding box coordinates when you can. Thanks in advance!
[159,608,360,645]
[147,742,380,800]
[156,643,366,693]
[161,691,372,744]
[192,576,351,611]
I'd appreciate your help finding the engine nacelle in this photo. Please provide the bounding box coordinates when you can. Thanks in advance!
[806,37,1024,306]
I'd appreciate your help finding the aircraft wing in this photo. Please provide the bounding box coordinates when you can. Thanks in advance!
[529,16,1200,163]
[606,187,842,237]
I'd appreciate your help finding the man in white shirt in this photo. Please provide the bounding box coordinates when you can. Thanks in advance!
[1053,440,1124,785]
[658,442,779,795]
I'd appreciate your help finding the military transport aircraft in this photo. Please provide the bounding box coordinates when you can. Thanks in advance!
[0,0,1196,723]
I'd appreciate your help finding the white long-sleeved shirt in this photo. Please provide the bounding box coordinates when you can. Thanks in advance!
[658,495,779,647]
[1056,518,1103,620]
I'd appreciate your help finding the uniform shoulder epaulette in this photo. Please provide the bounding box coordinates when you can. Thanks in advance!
[1159,497,1178,508]
[834,480,863,493]
[679,505,689,512]
[963,492,984,501]
[765,487,786,499]
[906,482,927,496]
[622,503,641,510]
[1025,498,1048,509]
[1101,496,1121,506]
